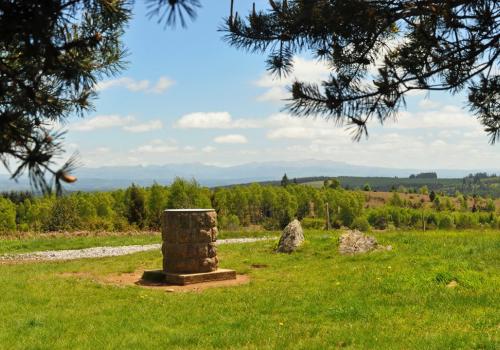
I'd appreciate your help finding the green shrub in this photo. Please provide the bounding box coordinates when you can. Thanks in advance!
[367,208,389,230]
[351,216,371,231]
[112,216,130,231]
[478,212,494,225]
[48,196,80,231]
[274,188,298,229]
[388,207,403,227]
[17,223,29,232]
[29,197,53,231]
[426,212,438,229]
[454,212,479,229]
[262,217,280,231]
[301,217,325,230]
[437,213,454,229]
[388,192,404,207]
[490,217,500,229]
[485,199,496,212]
[0,197,16,232]
[219,214,240,230]
[125,184,147,229]
[87,217,115,231]
[409,210,422,228]
[325,189,364,227]
[167,177,211,209]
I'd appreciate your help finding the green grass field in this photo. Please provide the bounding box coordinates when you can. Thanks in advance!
[0,230,275,255]
[0,232,160,255]
[0,230,498,349]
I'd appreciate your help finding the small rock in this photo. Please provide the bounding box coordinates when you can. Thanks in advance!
[339,230,388,255]
[446,280,458,288]
[165,288,175,293]
[386,245,393,251]
[277,219,304,253]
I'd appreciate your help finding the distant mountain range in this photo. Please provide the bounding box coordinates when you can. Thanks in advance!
[0,159,498,191]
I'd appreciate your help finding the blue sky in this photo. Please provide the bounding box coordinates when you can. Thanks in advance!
[59,1,498,171]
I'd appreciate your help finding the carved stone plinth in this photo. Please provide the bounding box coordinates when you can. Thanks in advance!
[155,209,235,285]
[162,209,219,273]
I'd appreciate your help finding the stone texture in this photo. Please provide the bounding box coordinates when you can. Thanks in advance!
[164,269,237,286]
[277,219,304,253]
[161,209,219,273]
[141,269,237,286]
[338,230,389,255]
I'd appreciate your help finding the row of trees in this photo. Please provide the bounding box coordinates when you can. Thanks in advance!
[0,178,364,233]
[0,178,498,233]
[365,207,500,231]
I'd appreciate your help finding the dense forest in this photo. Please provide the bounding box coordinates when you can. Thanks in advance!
[0,177,498,234]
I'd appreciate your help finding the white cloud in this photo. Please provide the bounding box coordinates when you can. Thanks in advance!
[202,146,216,153]
[430,139,447,147]
[214,134,248,144]
[96,76,174,94]
[175,112,229,128]
[256,86,290,102]
[123,120,163,133]
[95,147,111,153]
[174,112,261,129]
[71,115,135,131]
[267,126,337,140]
[255,56,330,102]
[133,139,178,154]
[255,56,330,88]
[71,115,164,133]
[150,77,175,94]
[97,78,149,92]
[387,105,480,130]
[265,113,348,140]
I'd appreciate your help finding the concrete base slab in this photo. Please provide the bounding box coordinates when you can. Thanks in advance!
[142,268,236,286]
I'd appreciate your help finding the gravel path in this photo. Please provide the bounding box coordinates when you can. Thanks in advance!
[0,237,274,262]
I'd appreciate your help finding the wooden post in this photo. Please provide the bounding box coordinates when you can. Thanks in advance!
[325,202,331,230]
[422,209,426,232]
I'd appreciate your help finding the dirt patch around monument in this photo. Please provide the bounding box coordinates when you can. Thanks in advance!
[59,270,250,293]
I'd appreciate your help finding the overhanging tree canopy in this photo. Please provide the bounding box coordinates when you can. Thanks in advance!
[1,0,498,193]
[224,0,499,142]
[0,0,202,194]
[0,1,132,193]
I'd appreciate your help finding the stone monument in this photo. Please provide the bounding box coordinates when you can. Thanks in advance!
[142,209,236,285]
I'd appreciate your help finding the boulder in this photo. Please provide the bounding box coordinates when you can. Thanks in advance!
[277,219,304,253]
[338,230,387,255]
